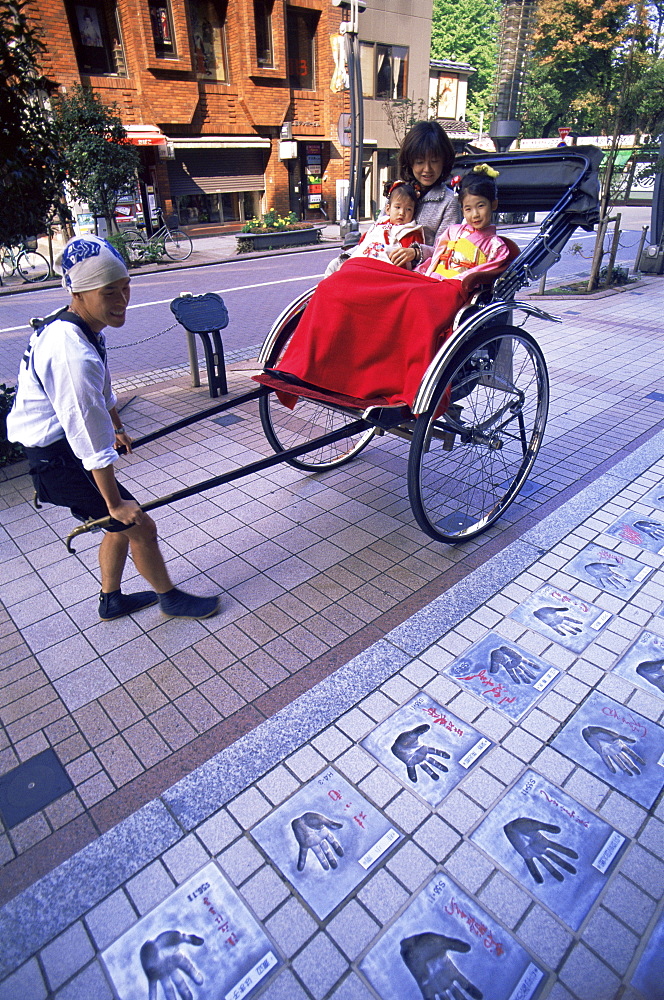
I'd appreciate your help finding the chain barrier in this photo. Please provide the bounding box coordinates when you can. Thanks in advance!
[568,228,627,262]
[107,321,179,350]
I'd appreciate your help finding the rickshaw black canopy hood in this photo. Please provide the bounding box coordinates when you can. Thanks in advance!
[453,146,603,229]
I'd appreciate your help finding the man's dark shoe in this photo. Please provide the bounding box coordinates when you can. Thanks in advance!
[99,589,159,620]
[159,588,219,620]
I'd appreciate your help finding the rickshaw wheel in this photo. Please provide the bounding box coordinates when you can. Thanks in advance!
[408,326,549,542]
[259,304,377,472]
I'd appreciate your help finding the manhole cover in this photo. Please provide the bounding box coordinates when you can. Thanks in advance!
[0,748,73,828]
[435,512,476,533]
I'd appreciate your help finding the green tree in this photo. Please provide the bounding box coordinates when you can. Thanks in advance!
[0,0,65,246]
[54,86,139,232]
[431,0,500,130]
[520,0,650,138]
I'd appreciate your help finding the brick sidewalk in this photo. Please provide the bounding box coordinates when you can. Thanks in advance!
[0,279,663,998]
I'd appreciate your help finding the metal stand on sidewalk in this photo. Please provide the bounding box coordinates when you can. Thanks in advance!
[170,292,230,397]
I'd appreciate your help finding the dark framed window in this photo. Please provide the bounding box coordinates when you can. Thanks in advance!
[190,0,228,81]
[375,44,408,99]
[149,0,176,57]
[254,0,274,67]
[287,7,318,90]
[67,2,126,75]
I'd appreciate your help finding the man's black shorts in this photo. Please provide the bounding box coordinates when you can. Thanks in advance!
[25,438,136,533]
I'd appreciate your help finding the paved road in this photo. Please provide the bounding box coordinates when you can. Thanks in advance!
[0,247,341,385]
[0,205,651,388]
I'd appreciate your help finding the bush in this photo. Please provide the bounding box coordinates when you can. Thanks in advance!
[108,232,165,266]
[0,384,25,467]
[599,264,632,287]
[241,210,307,233]
[107,232,130,265]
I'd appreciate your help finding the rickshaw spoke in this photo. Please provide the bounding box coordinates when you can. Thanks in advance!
[408,327,548,542]
[258,293,377,470]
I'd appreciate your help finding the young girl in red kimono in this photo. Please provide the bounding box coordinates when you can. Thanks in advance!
[267,165,512,411]
[326,182,424,275]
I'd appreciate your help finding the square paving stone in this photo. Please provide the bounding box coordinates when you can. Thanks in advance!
[442,632,559,721]
[102,861,281,1000]
[359,872,546,1000]
[251,767,401,919]
[471,770,626,931]
[630,906,664,998]
[360,693,493,807]
[639,481,664,512]
[510,586,612,654]
[612,630,664,701]
[551,690,664,808]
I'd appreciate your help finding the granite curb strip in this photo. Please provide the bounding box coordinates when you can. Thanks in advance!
[162,639,412,831]
[0,800,181,980]
[2,423,662,982]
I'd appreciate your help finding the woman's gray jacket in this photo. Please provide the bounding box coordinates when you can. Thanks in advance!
[416,182,462,260]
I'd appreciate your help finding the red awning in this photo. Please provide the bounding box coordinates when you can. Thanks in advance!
[124,125,166,146]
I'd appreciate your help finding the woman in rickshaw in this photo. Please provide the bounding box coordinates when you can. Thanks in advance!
[268,158,513,412]
[327,120,462,276]
[391,119,461,267]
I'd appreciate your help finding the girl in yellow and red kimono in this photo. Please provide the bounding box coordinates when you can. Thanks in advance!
[418,164,509,282]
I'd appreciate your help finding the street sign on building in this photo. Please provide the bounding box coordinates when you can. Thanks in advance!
[337,113,351,147]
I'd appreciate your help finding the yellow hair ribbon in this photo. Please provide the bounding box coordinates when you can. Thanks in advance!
[473,163,500,179]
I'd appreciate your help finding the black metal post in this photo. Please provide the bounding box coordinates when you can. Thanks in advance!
[338,0,364,239]
[651,134,664,248]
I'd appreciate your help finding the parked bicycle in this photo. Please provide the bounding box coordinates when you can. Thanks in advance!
[0,239,51,283]
[123,210,193,263]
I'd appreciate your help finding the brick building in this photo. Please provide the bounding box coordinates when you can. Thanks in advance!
[28,0,434,230]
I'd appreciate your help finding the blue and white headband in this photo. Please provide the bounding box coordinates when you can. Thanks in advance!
[57,236,128,293]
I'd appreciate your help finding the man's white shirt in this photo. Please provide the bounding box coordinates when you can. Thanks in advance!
[7,316,119,470]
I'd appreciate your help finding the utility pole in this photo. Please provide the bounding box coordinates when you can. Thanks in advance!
[334,0,365,239]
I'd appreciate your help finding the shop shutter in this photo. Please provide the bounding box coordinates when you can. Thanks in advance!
[167,149,266,196]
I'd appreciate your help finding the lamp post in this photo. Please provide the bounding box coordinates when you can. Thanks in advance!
[489,119,521,153]
[333,0,365,240]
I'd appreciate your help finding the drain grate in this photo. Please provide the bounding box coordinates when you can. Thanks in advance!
[435,512,476,533]
[0,748,73,828]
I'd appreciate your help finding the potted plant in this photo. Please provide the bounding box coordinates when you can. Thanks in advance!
[236,210,322,252]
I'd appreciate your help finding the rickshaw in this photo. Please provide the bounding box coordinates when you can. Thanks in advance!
[65,147,602,553]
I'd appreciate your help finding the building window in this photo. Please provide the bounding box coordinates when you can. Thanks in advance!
[362,45,408,100]
[376,44,407,99]
[174,191,261,225]
[287,7,317,90]
[360,41,374,97]
[359,42,407,99]
[190,0,228,81]
[67,2,126,75]
[149,1,176,57]
[254,0,273,67]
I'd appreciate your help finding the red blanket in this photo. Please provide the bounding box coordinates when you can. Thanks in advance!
[275,258,468,409]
